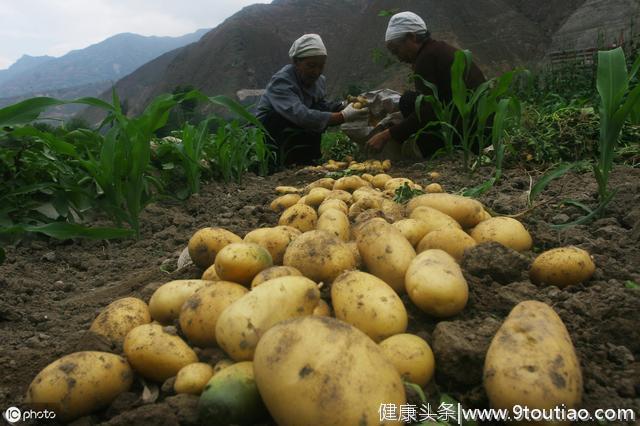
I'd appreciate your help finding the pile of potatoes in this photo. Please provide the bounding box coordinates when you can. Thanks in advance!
[24,168,595,424]
[303,158,393,173]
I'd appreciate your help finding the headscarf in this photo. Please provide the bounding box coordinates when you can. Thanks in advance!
[385,11,427,42]
[288,34,327,58]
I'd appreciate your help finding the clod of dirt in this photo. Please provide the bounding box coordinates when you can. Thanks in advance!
[164,394,200,426]
[72,331,117,354]
[105,391,141,419]
[101,403,179,426]
[461,242,531,284]
[431,317,501,388]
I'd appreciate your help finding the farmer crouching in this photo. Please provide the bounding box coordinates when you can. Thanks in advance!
[255,34,368,167]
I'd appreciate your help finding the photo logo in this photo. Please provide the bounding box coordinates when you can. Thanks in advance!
[3,407,21,424]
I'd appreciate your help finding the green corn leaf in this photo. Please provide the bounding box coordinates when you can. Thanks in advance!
[0,96,114,126]
[529,163,576,204]
[0,223,134,239]
[597,48,628,114]
[209,95,265,130]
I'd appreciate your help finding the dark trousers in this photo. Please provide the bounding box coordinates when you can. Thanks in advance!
[259,111,322,168]
[399,91,445,158]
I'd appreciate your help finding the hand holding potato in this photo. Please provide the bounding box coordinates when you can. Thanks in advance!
[341,103,369,122]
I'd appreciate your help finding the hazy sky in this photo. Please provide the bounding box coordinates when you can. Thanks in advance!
[0,0,271,70]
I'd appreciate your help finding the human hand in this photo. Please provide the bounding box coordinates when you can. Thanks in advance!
[341,103,369,122]
[366,129,392,151]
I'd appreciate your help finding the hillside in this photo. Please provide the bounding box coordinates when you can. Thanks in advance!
[0,29,209,99]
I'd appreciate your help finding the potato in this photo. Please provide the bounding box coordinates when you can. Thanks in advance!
[304,177,335,192]
[529,246,595,288]
[317,198,349,216]
[405,249,468,317]
[324,189,352,204]
[215,276,320,360]
[275,186,301,195]
[278,204,318,232]
[348,197,382,220]
[352,186,383,203]
[253,316,405,426]
[188,227,242,269]
[425,183,444,193]
[304,187,331,207]
[361,173,374,182]
[269,194,301,212]
[317,209,350,241]
[213,359,234,373]
[332,271,407,342]
[89,297,151,344]
[380,198,405,222]
[25,351,133,421]
[313,299,331,317]
[393,219,430,247]
[244,226,299,265]
[484,301,582,417]
[379,334,435,387]
[384,177,413,192]
[149,279,210,324]
[407,193,485,228]
[416,227,477,261]
[296,195,308,204]
[198,361,268,425]
[179,281,249,347]
[470,217,533,252]
[346,241,363,269]
[356,220,416,293]
[428,171,440,179]
[283,230,356,283]
[201,264,220,281]
[174,362,215,395]
[214,242,273,286]
[371,173,392,189]
[124,324,198,382]
[251,265,302,288]
[409,206,462,234]
[382,159,392,171]
[333,175,370,192]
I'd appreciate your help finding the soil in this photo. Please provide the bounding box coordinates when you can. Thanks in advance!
[1,156,639,425]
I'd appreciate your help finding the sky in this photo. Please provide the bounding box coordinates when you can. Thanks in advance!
[0,0,271,70]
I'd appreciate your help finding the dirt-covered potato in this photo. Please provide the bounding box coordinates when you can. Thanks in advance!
[392,219,430,247]
[379,199,405,222]
[251,265,302,288]
[407,193,485,228]
[409,206,462,234]
[416,227,477,261]
[379,334,435,387]
[25,351,133,421]
[313,299,331,317]
[351,186,384,203]
[243,226,300,265]
[371,173,392,189]
[332,271,407,342]
[529,246,595,288]
[317,198,349,216]
[179,281,249,347]
[317,209,350,241]
[188,227,242,269]
[214,243,273,286]
[275,186,301,195]
[89,297,151,344]
[124,324,198,382]
[470,217,533,252]
[201,264,220,281]
[253,316,405,426]
[484,301,582,416]
[324,189,353,204]
[304,187,332,207]
[149,279,210,324]
[278,204,318,233]
[361,173,374,182]
[304,177,335,192]
[348,197,382,220]
[384,177,415,192]
[346,241,363,269]
[174,362,215,395]
[356,220,416,293]
[405,249,468,317]
[425,183,444,193]
[215,276,320,361]
[269,194,301,212]
[283,230,356,283]
[333,175,370,192]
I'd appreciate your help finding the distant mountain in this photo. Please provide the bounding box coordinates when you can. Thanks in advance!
[0,29,209,98]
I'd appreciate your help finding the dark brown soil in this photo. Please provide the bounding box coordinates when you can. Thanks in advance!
[1,157,639,425]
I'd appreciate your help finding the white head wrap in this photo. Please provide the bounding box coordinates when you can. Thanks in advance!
[288,34,327,59]
[385,11,427,42]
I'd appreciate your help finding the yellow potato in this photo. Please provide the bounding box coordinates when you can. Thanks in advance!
[283,230,356,283]
[484,301,582,418]
[275,186,301,195]
[360,173,374,182]
[251,265,303,288]
[304,177,335,192]
[529,246,595,288]
[470,217,533,252]
[379,334,435,387]
[416,227,477,261]
[351,186,383,203]
[215,276,321,360]
[214,243,273,286]
[201,264,220,281]
[174,362,215,395]
[348,197,382,220]
[312,299,331,317]
[213,358,234,373]
[428,171,441,179]
[123,324,198,382]
[304,187,331,207]
[332,271,407,342]
[371,173,392,189]
[89,297,151,344]
[356,220,416,293]
[346,241,363,269]
[317,198,349,216]
[278,204,318,233]
[409,206,462,234]
[253,316,405,426]
[333,175,370,192]
[385,178,420,193]
[296,195,308,204]
[317,209,350,241]
[324,189,353,204]
[270,194,301,212]
[405,249,468,317]
[244,226,300,265]
[407,193,485,228]
[425,183,444,193]
[149,279,210,324]
[382,159,392,171]
[179,281,249,347]
[380,199,405,223]
[188,227,242,269]
[25,352,133,421]
[392,219,430,247]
